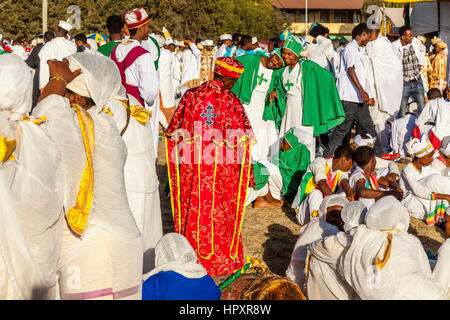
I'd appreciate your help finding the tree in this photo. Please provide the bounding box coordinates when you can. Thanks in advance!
[0,0,287,41]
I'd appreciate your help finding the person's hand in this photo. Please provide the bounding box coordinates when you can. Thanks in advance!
[48,58,82,84]
[269,90,278,103]
[387,190,403,201]
[346,192,357,202]
[184,39,192,46]
[369,98,375,107]
[359,89,370,104]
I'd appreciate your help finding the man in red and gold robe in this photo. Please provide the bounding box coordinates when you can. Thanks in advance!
[165,57,255,277]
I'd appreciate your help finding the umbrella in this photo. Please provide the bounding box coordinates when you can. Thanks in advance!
[87,33,108,44]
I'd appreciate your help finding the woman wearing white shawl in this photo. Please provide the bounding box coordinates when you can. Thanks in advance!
[0,54,64,299]
[33,53,143,299]
[306,202,367,300]
[142,233,221,300]
[433,239,450,299]
[286,195,348,293]
[307,35,337,74]
[339,196,445,300]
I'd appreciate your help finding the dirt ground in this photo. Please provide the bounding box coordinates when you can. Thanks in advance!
[156,136,448,276]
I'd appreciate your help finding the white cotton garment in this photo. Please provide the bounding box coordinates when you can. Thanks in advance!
[433,239,450,299]
[0,54,64,299]
[338,196,445,300]
[38,37,77,89]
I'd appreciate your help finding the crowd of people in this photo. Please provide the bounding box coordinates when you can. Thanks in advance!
[1,6,450,300]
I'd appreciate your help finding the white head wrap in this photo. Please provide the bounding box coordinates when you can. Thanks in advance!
[220,34,232,41]
[144,233,208,280]
[341,201,367,233]
[406,134,435,158]
[317,195,348,222]
[153,34,166,48]
[0,54,33,115]
[353,134,375,148]
[86,38,98,52]
[252,37,258,45]
[439,136,450,156]
[66,53,123,113]
[365,196,410,232]
[58,20,73,32]
[204,39,214,47]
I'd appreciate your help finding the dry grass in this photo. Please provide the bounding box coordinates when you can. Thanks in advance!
[156,133,448,276]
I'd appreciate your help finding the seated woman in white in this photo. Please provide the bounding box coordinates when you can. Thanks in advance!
[338,196,446,300]
[305,201,367,300]
[400,135,450,225]
[285,195,348,294]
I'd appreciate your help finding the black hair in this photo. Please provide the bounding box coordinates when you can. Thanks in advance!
[352,23,370,40]
[57,26,69,37]
[334,145,354,160]
[310,23,330,38]
[44,31,55,42]
[399,25,412,37]
[354,146,375,167]
[232,33,242,43]
[106,15,125,34]
[74,33,87,44]
[129,28,138,37]
[427,87,442,100]
[240,35,252,47]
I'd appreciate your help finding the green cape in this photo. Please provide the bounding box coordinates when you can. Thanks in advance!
[253,140,310,203]
[230,53,287,132]
[269,59,346,136]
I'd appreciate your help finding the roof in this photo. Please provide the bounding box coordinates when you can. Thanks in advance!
[271,0,364,10]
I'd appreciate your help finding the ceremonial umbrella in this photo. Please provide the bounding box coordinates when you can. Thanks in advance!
[87,33,108,44]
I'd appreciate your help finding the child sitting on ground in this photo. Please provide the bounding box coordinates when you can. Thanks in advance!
[349,146,403,209]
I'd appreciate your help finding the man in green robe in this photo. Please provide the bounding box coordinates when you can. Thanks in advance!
[268,35,346,162]
[247,128,311,208]
[231,49,285,161]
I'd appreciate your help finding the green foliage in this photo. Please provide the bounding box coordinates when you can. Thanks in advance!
[0,0,286,41]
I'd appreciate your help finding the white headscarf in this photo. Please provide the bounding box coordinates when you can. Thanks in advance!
[353,134,375,149]
[439,136,450,156]
[144,233,208,280]
[341,201,367,233]
[66,53,123,113]
[318,195,349,222]
[0,54,33,116]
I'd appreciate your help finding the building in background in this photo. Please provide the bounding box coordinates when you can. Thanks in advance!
[272,0,365,42]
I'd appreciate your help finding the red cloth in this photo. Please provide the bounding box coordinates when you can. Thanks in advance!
[165,80,255,277]
[412,126,442,150]
[110,45,149,107]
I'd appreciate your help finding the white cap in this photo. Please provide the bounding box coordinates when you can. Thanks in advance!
[58,20,73,32]
[165,39,174,45]
[220,34,232,41]
[153,34,166,48]
[204,39,213,46]
[252,37,258,44]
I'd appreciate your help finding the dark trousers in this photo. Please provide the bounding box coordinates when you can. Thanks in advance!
[323,101,384,158]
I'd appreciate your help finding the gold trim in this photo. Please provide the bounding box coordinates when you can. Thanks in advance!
[0,137,16,162]
[66,104,95,235]
[375,233,393,271]
[214,59,244,74]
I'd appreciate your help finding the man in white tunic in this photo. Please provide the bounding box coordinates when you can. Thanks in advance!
[365,28,403,152]
[400,135,450,225]
[0,54,64,300]
[38,20,77,90]
[181,39,201,88]
[110,8,162,273]
[159,40,176,110]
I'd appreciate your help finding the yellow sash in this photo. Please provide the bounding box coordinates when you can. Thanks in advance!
[113,98,151,125]
[0,137,16,162]
[66,104,95,235]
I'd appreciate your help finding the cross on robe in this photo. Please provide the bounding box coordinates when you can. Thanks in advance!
[200,104,217,127]
[285,79,294,91]
[257,72,269,86]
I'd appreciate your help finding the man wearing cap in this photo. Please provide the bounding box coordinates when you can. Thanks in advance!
[165,57,255,277]
[200,40,215,84]
[110,7,162,273]
[214,34,232,61]
[38,20,77,90]
[269,35,345,162]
